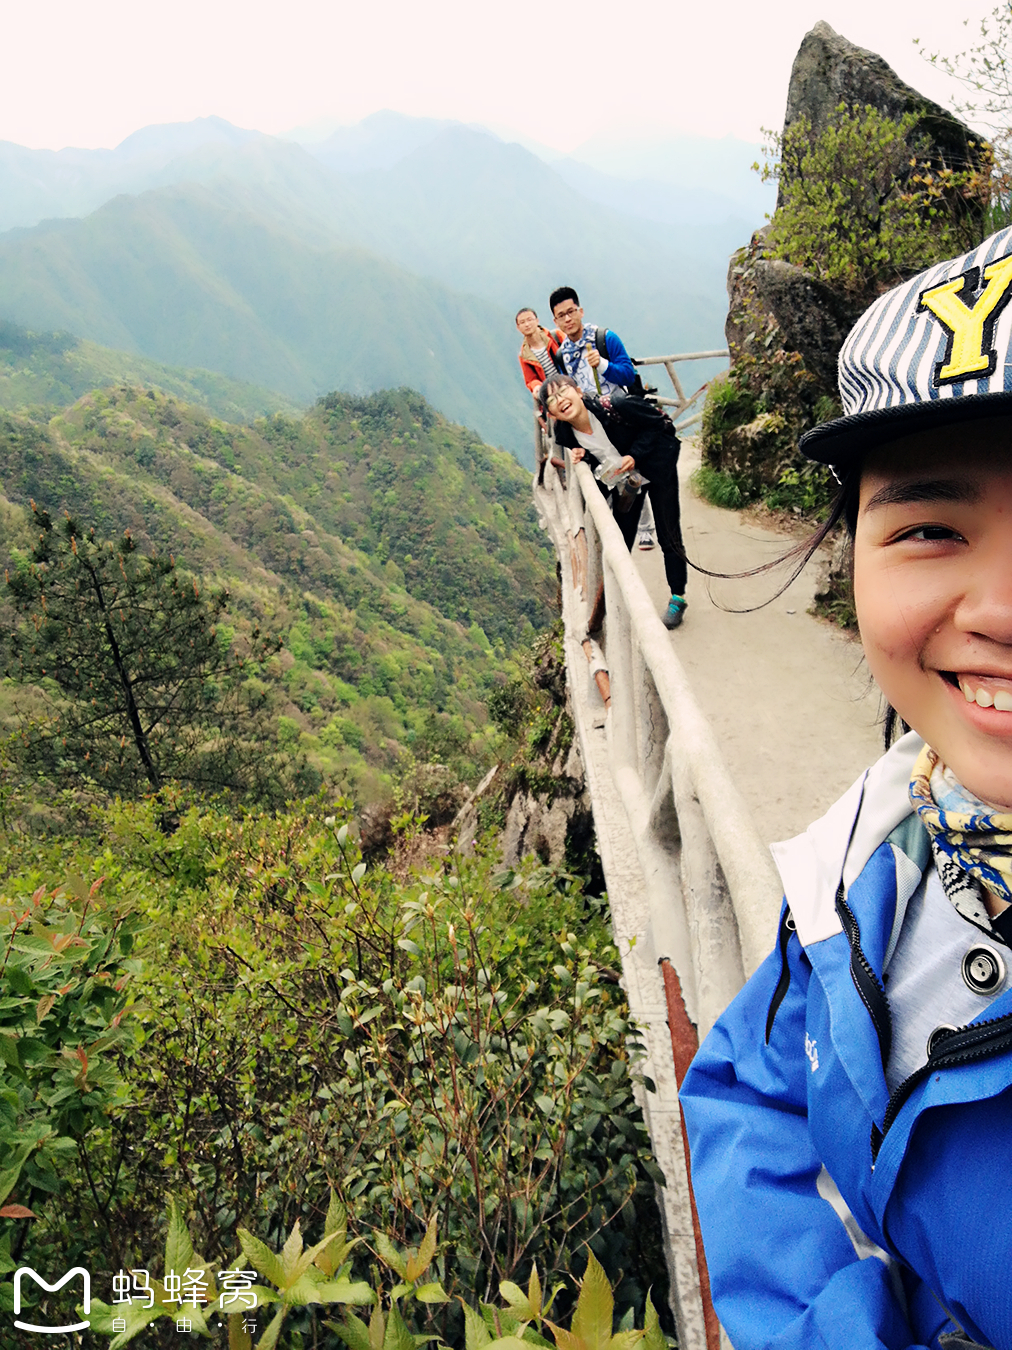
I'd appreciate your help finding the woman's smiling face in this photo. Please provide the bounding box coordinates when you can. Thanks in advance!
[854,420,1012,808]
[545,381,585,423]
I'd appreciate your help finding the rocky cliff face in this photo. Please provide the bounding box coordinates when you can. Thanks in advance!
[497,711,593,871]
[454,629,597,877]
[704,21,987,513]
[724,235,863,392]
[782,21,981,195]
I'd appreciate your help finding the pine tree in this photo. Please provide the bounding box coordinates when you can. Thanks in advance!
[5,506,290,802]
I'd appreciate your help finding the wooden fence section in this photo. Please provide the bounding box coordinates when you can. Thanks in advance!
[532,354,782,1350]
[633,349,731,432]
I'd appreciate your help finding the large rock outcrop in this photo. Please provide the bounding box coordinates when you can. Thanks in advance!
[705,20,988,516]
[497,730,592,870]
[454,627,597,875]
[764,19,986,339]
[454,690,593,871]
[783,21,984,194]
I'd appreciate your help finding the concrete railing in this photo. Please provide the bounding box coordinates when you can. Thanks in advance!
[538,452,781,1024]
[532,361,783,1350]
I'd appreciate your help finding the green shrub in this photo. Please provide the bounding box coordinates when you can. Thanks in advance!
[705,102,985,519]
[690,464,745,511]
[17,800,664,1333]
[486,680,533,738]
[0,872,141,1303]
[761,102,987,303]
[700,372,755,447]
[764,463,836,515]
[75,1193,670,1350]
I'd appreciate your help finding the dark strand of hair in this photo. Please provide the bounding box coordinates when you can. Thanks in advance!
[680,469,860,612]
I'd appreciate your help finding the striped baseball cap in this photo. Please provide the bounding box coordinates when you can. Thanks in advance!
[801,226,1012,468]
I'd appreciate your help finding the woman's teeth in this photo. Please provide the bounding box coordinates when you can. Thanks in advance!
[960,680,1012,711]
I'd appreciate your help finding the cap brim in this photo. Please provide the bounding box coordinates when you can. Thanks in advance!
[800,390,1012,469]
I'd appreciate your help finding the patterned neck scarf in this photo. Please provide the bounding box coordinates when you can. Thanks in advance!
[558,324,622,399]
[909,745,1012,930]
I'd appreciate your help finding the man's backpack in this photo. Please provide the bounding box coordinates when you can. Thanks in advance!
[591,326,654,399]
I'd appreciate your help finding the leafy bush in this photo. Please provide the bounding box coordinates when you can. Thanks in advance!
[76,1193,669,1350]
[7,799,664,1334]
[700,372,756,449]
[764,463,836,515]
[690,464,745,511]
[699,356,837,517]
[486,680,534,739]
[761,102,988,303]
[703,101,985,528]
[0,872,141,1304]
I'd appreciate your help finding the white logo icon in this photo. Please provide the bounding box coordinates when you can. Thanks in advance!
[805,1033,820,1073]
[14,1266,91,1334]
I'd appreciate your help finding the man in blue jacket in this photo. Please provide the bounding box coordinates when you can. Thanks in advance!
[549,286,656,548]
[549,286,637,399]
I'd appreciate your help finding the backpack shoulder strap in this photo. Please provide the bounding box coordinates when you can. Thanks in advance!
[594,325,609,357]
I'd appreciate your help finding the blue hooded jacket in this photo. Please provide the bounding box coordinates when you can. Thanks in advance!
[680,732,1012,1350]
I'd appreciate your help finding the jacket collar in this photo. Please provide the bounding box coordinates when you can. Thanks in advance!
[520,328,558,363]
[770,731,925,949]
[559,322,597,353]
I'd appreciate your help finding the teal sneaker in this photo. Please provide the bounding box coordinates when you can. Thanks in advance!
[662,594,687,630]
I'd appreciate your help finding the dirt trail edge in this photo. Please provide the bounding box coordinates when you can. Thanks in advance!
[634,439,883,847]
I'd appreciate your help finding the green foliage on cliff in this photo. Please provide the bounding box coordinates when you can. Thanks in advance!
[702,100,985,536]
[699,342,837,517]
[761,102,987,302]
[0,802,667,1339]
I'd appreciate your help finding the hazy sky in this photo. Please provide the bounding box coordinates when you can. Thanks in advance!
[1,0,998,152]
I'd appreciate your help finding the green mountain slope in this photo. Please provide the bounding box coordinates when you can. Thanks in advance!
[0,318,298,420]
[0,180,532,458]
[0,385,553,800]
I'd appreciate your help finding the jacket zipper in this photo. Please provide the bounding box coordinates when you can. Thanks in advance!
[836,885,893,1070]
[870,1012,1012,1162]
[765,906,796,1044]
[826,879,1012,1167]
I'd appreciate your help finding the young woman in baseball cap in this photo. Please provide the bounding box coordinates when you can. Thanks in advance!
[680,227,1012,1350]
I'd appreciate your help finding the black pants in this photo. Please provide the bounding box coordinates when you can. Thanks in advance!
[610,461,686,597]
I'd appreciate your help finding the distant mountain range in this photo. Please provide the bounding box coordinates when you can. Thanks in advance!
[0,112,773,461]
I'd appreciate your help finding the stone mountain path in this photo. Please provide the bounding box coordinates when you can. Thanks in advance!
[635,439,883,848]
